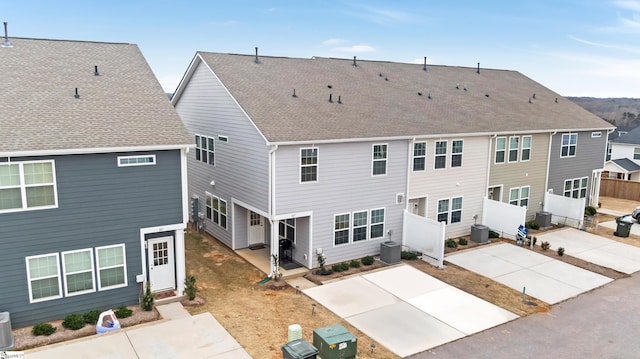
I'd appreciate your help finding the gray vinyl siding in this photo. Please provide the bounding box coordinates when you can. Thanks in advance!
[548,131,608,202]
[274,140,407,267]
[488,133,549,220]
[0,150,183,327]
[174,61,270,247]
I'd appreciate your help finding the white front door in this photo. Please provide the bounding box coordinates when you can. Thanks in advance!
[248,211,265,245]
[148,236,175,292]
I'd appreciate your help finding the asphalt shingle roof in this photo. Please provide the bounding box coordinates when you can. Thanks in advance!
[194,52,613,143]
[610,158,640,172]
[1,38,192,154]
[611,125,640,145]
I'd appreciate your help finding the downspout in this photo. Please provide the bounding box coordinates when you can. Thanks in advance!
[268,144,278,277]
[544,131,557,195]
[486,134,497,199]
[403,138,415,246]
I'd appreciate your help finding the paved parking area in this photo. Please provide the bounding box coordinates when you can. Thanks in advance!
[303,265,518,358]
[536,227,640,274]
[446,243,612,304]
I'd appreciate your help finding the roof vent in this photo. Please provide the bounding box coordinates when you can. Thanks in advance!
[379,72,383,77]
[423,57,427,71]
[338,95,342,104]
[94,65,100,76]
[555,97,558,103]
[532,93,536,99]
[254,47,260,63]
[428,93,432,99]
[352,56,357,67]
[385,76,388,81]
[327,85,332,89]
[477,62,480,74]
[1,22,12,48]
[463,85,467,91]
[418,92,422,96]
[456,83,460,89]
[485,94,490,97]
[292,89,297,98]
[529,97,532,103]
[329,93,333,103]
[74,88,80,99]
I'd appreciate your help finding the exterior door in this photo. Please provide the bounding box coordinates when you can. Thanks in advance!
[148,236,175,292]
[248,211,265,245]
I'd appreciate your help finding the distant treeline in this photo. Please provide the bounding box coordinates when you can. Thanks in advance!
[568,97,640,127]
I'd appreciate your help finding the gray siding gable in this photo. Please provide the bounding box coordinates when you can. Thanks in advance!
[0,150,183,327]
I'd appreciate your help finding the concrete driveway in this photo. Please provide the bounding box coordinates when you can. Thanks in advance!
[536,227,640,274]
[446,243,612,304]
[303,265,518,358]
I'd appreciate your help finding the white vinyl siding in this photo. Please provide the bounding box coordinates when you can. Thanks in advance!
[117,155,156,167]
[495,137,506,163]
[521,136,531,161]
[564,177,588,198]
[62,249,95,296]
[372,144,387,176]
[561,133,577,158]
[434,141,447,169]
[300,148,318,182]
[96,244,127,290]
[413,142,426,171]
[0,160,57,213]
[451,140,463,167]
[26,253,62,303]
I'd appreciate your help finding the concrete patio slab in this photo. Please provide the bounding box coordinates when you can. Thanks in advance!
[530,260,612,291]
[536,228,613,253]
[496,268,584,304]
[443,249,522,278]
[25,332,139,359]
[362,265,448,300]
[480,244,553,267]
[408,286,518,335]
[303,276,400,317]
[346,301,465,358]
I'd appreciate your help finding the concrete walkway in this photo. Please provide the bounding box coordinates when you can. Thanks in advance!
[446,243,612,304]
[303,264,518,358]
[536,227,640,274]
[25,303,252,359]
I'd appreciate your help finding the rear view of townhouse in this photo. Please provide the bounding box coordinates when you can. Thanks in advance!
[172,51,613,274]
[0,38,192,327]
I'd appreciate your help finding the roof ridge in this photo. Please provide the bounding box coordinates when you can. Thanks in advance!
[10,37,133,46]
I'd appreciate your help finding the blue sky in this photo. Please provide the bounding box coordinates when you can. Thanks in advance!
[4,1,640,97]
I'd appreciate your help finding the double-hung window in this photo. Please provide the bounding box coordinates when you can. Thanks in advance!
[509,186,530,207]
[334,214,350,245]
[300,148,318,182]
[26,253,62,303]
[352,211,368,242]
[370,208,385,239]
[451,197,463,223]
[495,137,506,163]
[437,199,449,223]
[634,147,640,160]
[62,249,95,296]
[451,140,463,167]
[561,133,577,157]
[96,244,127,290]
[206,193,227,229]
[564,177,588,198]
[0,160,57,212]
[508,137,519,162]
[437,197,462,224]
[195,135,215,165]
[372,144,387,176]
[521,136,531,161]
[413,142,426,171]
[434,141,447,169]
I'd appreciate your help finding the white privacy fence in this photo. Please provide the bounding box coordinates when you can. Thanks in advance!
[403,210,445,268]
[543,192,585,228]
[482,198,527,239]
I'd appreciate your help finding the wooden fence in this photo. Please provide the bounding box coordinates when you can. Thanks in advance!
[600,178,640,201]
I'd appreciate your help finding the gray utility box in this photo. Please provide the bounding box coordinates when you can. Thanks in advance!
[536,211,552,228]
[0,312,14,351]
[470,224,489,244]
[380,241,401,264]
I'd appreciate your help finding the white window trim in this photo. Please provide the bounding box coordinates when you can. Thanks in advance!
[563,177,588,198]
[352,210,368,242]
[508,136,519,163]
[370,207,385,239]
[437,198,450,223]
[218,135,229,143]
[205,192,228,230]
[591,132,602,138]
[634,147,640,160]
[279,218,296,244]
[117,154,156,167]
[434,140,447,169]
[26,253,63,303]
[451,139,463,168]
[495,137,506,164]
[521,135,532,162]
[333,212,351,246]
[509,186,530,207]
[195,134,215,165]
[450,196,463,224]
[372,143,388,176]
[413,142,426,172]
[300,147,319,183]
[560,133,577,158]
[61,248,96,297]
[96,244,128,291]
[0,160,58,214]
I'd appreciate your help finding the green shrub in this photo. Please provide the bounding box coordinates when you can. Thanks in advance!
[445,238,458,248]
[340,262,350,271]
[557,247,565,256]
[184,274,198,301]
[361,256,374,265]
[331,264,343,272]
[83,309,102,324]
[114,305,133,319]
[141,282,154,311]
[32,322,56,336]
[349,260,361,268]
[585,206,597,216]
[532,236,538,246]
[458,237,468,245]
[62,314,85,330]
[401,251,418,260]
[526,220,540,230]
[541,241,550,250]
[489,230,500,238]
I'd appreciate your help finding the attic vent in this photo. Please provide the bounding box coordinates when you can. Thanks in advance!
[94,65,100,76]
[1,22,12,48]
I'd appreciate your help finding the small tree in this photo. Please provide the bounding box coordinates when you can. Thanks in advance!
[141,282,154,311]
[184,274,198,300]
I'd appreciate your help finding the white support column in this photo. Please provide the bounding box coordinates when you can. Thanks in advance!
[269,219,279,277]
